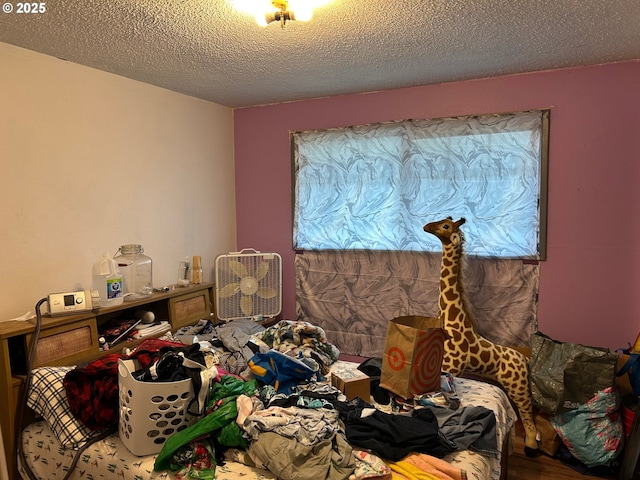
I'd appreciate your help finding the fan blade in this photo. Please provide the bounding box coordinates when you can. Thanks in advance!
[257,287,278,299]
[227,260,248,278]
[240,295,254,316]
[255,261,270,281]
[219,282,241,298]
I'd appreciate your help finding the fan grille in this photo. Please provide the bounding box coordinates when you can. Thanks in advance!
[215,251,282,321]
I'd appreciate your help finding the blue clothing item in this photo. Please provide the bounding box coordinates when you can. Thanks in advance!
[617,353,640,397]
[427,405,499,458]
[248,350,318,394]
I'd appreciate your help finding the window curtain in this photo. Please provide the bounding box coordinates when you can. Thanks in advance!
[296,250,539,357]
[293,111,545,258]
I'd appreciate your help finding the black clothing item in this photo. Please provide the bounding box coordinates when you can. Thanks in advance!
[267,389,341,409]
[356,357,390,405]
[131,343,208,416]
[357,357,383,378]
[337,400,454,461]
[132,344,205,382]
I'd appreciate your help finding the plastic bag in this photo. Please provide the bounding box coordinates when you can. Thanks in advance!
[550,387,624,467]
[529,332,618,415]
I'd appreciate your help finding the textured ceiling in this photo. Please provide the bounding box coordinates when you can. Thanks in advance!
[1,0,639,108]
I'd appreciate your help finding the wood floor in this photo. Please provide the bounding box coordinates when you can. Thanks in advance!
[506,422,617,480]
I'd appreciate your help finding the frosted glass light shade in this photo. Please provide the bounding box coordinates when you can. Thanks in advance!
[289,1,313,21]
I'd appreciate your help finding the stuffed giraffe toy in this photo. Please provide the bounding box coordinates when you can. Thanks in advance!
[423,217,539,456]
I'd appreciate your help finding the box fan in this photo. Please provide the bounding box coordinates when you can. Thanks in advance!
[215,249,282,322]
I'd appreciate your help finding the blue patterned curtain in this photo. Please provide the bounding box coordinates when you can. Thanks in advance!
[293,111,545,258]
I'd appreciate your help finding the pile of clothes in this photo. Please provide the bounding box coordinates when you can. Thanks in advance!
[160,321,497,480]
[63,319,498,480]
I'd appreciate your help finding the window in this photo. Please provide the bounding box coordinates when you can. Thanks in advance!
[292,110,549,259]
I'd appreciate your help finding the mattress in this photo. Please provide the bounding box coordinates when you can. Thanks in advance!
[20,363,516,480]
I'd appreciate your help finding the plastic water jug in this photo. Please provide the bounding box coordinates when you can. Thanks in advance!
[114,244,153,301]
[92,253,124,307]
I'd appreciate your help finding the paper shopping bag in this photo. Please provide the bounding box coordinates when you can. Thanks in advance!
[380,316,445,399]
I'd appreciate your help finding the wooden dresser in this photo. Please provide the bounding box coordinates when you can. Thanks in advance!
[0,282,215,479]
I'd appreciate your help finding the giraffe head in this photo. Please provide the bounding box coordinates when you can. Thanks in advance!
[423,217,466,246]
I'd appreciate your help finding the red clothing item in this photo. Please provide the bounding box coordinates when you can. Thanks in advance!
[63,338,184,430]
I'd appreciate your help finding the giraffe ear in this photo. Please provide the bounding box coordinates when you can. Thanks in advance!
[450,232,461,246]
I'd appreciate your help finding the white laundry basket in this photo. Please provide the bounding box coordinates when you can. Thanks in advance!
[118,358,200,456]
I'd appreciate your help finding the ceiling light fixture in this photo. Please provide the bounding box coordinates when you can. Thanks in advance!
[234,0,316,29]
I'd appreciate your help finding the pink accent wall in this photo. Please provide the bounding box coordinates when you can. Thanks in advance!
[234,61,640,351]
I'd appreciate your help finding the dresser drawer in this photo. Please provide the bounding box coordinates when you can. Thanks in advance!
[28,318,99,368]
[169,289,212,330]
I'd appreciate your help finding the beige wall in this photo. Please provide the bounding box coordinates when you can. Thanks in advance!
[0,42,236,321]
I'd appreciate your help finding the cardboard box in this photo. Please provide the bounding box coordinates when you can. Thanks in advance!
[331,368,370,401]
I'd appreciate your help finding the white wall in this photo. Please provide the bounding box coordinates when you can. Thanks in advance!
[0,42,236,320]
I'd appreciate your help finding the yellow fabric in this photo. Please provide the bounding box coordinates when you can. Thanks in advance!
[402,453,465,480]
[248,360,266,376]
[388,460,439,480]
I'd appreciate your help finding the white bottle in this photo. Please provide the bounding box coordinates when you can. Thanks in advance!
[92,253,124,307]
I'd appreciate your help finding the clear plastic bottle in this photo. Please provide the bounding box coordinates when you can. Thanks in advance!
[92,253,124,307]
[177,257,190,287]
[114,244,153,301]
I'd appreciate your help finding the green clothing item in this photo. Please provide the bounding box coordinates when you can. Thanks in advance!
[154,376,257,472]
[210,376,258,405]
[154,400,237,471]
[218,420,247,448]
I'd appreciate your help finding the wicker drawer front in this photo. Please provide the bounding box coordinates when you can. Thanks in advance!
[31,319,99,367]
[169,290,211,329]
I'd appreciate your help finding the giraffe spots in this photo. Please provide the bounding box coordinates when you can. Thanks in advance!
[444,289,455,301]
[468,355,480,369]
[449,329,463,342]
[450,358,462,371]
[444,276,457,290]
[479,349,492,364]
[445,345,462,360]
[464,330,475,343]
[446,304,461,319]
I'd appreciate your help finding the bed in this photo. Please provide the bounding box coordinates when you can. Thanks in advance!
[19,319,516,480]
